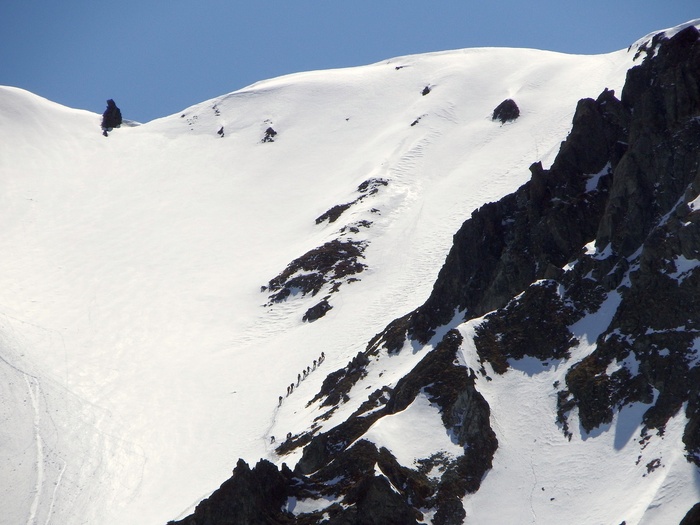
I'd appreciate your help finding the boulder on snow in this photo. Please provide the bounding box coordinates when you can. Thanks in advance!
[101,99,122,135]
[491,98,520,123]
[303,298,333,322]
[262,126,277,142]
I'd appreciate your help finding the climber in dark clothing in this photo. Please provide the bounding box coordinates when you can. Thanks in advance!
[101,99,122,136]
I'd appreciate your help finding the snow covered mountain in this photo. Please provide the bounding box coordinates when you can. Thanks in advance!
[1,19,699,525]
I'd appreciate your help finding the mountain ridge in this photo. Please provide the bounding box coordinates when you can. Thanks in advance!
[1,20,699,525]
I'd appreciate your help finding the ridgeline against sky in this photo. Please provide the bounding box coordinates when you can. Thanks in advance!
[1,1,697,122]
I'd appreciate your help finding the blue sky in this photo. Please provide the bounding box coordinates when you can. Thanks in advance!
[2,1,697,122]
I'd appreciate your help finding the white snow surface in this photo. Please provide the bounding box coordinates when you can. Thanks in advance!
[1,32,699,525]
[360,392,464,468]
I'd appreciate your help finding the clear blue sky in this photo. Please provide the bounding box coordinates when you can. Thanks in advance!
[2,1,697,123]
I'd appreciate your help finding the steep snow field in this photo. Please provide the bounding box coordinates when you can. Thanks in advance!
[458,316,700,525]
[1,31,696,524]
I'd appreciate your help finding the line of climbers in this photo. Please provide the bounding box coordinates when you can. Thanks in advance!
[277,352,325,407]
[270,352,326,445]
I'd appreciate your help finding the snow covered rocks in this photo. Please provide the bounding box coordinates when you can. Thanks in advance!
[315,177,388,225]
[264,239,368,305]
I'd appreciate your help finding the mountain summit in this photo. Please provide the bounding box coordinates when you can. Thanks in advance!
[1,20,699,525]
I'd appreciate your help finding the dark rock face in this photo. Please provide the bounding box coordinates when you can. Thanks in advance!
[600,25,700,256]
[308,351,371,408]
[474,280,578,374]
[315,203,353,224]
[263,177,387,322]
[167,459,294,525]
[492,98,520,123]
[680,502,700,525]
[305,441,424,525]
[373,21,700,465]
[386,330,497,525]
[555,26,700,448]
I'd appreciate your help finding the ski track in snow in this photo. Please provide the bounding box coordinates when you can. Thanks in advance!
[0,349,66,525]
[31,380,60,525]
[0,312,149,525]
[25,375,47,525]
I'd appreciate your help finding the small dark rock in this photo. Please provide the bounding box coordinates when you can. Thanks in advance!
[262,126,277,142]
[101,99,122,135]
[303,298,333,322]
[492,98,520,123]
[316,202,353,225]
[357,178,389,194]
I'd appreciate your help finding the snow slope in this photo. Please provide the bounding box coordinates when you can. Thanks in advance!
[458,317,700,525]
[1,31,695,524]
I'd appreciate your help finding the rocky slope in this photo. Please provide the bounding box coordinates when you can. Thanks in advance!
[167,24,700,525]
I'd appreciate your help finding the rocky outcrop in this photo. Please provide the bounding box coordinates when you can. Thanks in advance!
[167,459,295,525]
[315,178,388,225]
[264,239,367,304]
[492,98,520,123]
[598,25,700,255]
[555,26,700,448]
[302,298,333,322]
[101,99,122,136]
[307,351,371,408]
[263,177,388,322]
[262,126,277,142]
[474,279,578,374]
[174,329,496,524]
